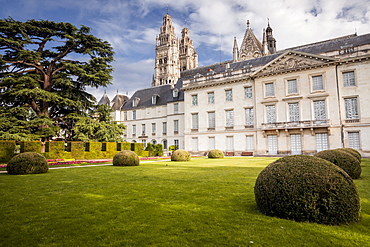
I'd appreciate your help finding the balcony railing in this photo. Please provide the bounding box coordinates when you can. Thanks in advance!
[261,119,330,130]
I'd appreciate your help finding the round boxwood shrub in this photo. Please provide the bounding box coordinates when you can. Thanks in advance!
[338,148,361,163]
[208,149,224,158]
[254,155,360,225]
[315,149,361,179]
[7,152,48,175]
[171,149,191,161]
[113,150,139,166]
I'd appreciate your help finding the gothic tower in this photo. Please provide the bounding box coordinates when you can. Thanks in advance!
[179,27,198,72]
[153,14,198,87]
[153,14,180,87]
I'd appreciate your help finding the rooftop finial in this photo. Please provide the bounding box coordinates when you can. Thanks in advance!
[247,20,250,29]
[267,18,270,27]
[166,4,169,14]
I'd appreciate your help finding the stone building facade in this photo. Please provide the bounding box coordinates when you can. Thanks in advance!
[101,13,370,157]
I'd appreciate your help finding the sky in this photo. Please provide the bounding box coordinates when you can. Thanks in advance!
[1,0,370,102]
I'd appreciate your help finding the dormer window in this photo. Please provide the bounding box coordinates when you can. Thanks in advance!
[173,88,179,98]
[207,69,215,75]
[132,97,140,107]
[194,73,202,78]
[152,94,160,105]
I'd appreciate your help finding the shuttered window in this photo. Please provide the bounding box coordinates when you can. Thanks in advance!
[314,100,326,120]
[267,135,278,155]
[266,105,276,123]
[226,110,234,127]
[192,113,199,129]
[287,79,298,94]
[208,112,215,128]
[290,134,302,155]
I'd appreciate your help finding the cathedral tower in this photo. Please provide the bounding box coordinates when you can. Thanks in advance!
[179,27,198,72]
[153,14,180,87]
[153,14,198,87]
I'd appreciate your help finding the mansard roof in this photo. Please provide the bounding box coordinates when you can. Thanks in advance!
[121,84,173,110]
[280,33,370,55]
[180,32,370,80]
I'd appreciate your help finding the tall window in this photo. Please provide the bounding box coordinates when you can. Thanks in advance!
[174,139,179,149]
[312,75,324,91]
[124,112,127,121]
[132,125,136,135]
[133,110,136,120]
[192,138,198,151]
[343,71,355,87]
[266,105,276,123]
[265,83,275,97]
[290,134,302,155]
[246,136,254,150]
[163,140,168,150]
[267,135,278,155]
[208,92,215,104]
[345,97,359,119]
[162,122,167,134]
[192,113,199,129]
[225,89,233,101]
[208,112,215,128]
[225,110,234,127]
[192,95,198,106]
[209,137,215,150]
[226,136,234,151]
[348,132,360,150]
[174,120,179,133]
[288,103,300,122]
[174,103,179,114]
[287,79,298,94]
[314,100,326,120]
[151,123,156,134]
[244,87,252,99]
[245,108,254,126]
[316,133,328,152]
[141,124,146,135]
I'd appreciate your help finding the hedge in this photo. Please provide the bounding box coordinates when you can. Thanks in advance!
[0,140,16,163]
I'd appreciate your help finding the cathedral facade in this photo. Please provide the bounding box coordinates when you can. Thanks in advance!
[101,13,370,157]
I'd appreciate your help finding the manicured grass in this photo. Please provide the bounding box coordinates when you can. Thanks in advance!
[1,157,369,246]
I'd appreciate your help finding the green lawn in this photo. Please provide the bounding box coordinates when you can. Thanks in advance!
[1,157,369,246]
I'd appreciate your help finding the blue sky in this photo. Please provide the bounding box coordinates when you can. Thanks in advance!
[1,0,370,102]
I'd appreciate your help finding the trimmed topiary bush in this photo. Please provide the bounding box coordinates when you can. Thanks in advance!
[338,148,361,163]
[315,149,361,179]
[171,149,191,162]
[208,149,224,158]
[254,155,360,225]
[7,152,48,175]
[113,150,139,166]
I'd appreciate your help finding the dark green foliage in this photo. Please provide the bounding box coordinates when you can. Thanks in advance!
[315,149,361,179]
[208,149,224,158]
[7,152,48,175]
[171,149,191,162]
[113,150,139,166]
[69,105,125,142]
[145,143,155,156]
[254,155,360,225]
[154,144,164,157]
[0,18,114,140]
[0,140,16,163]
[338,148,362,163]
[20,141,42,153]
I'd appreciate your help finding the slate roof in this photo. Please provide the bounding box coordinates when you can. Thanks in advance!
[111,94,129,110]
[180,32,370,79]
[121,84,173,110]
[98,92,110,106]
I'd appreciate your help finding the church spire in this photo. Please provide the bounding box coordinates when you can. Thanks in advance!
[266,19,276,54]
[238,20,264,61]
[233,37,239,62]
